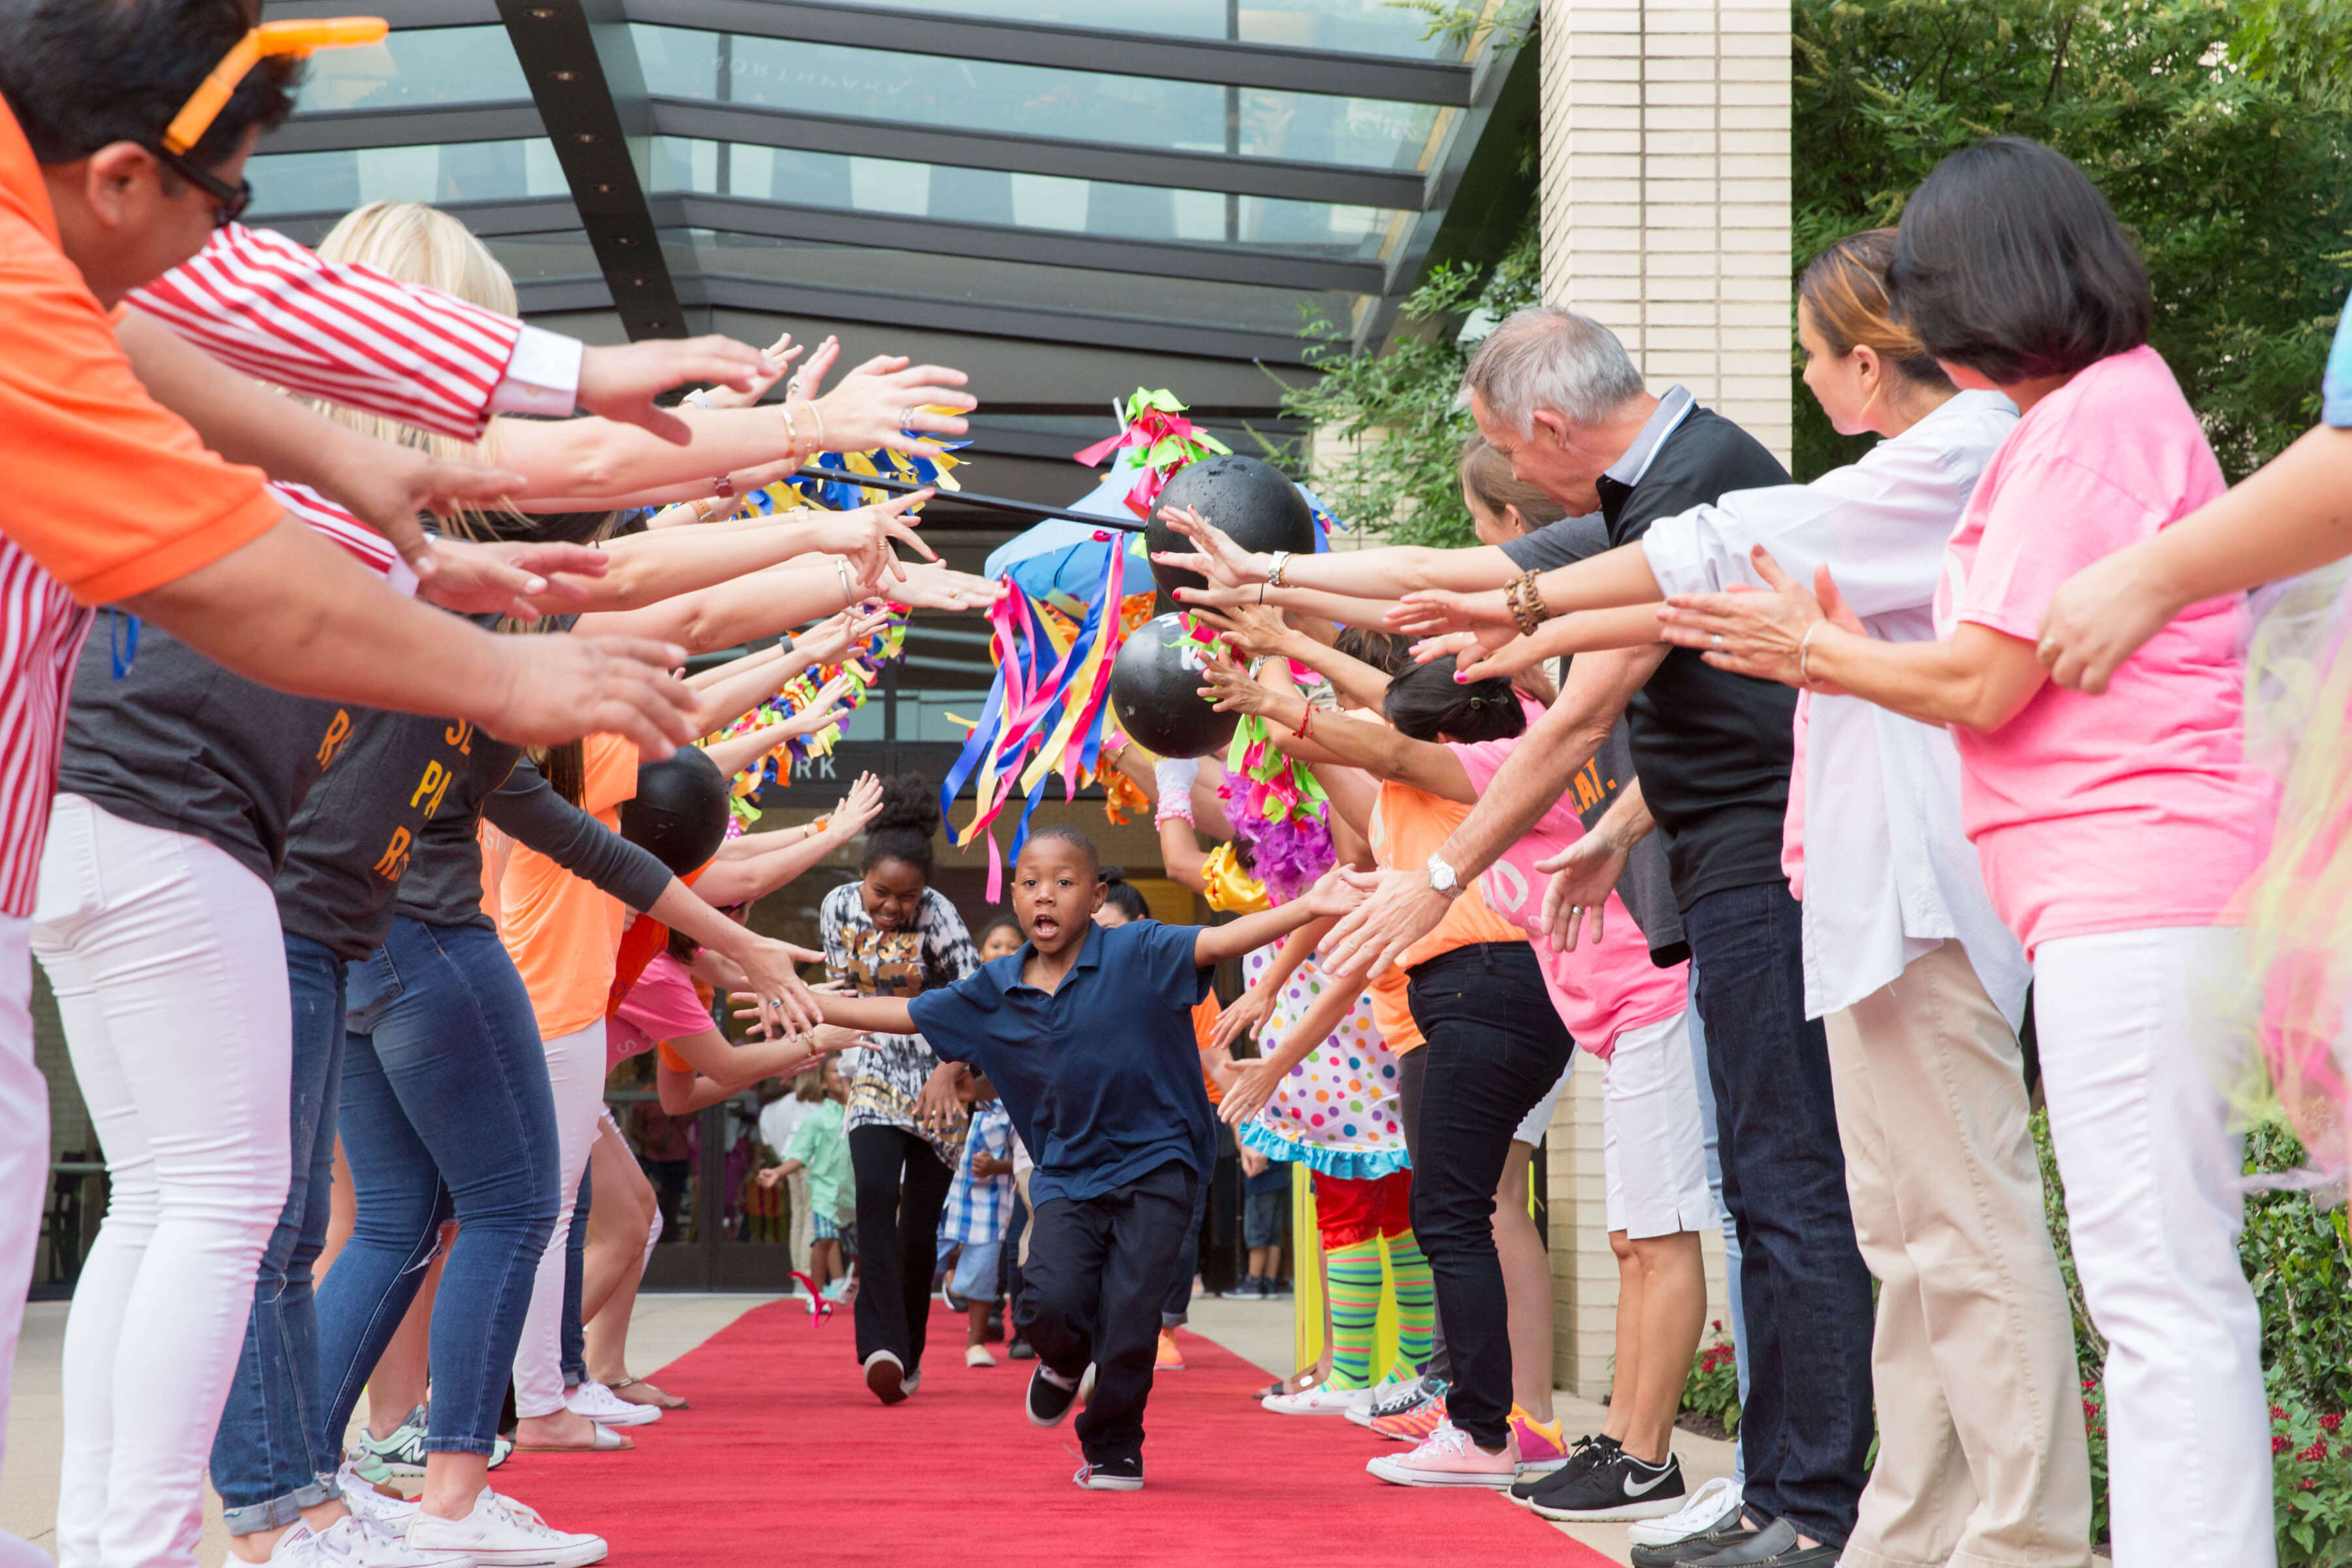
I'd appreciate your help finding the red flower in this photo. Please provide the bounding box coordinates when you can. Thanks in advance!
[2301,1440,2330,1463]
[2273,1405,2291,1421]
[2324,1414,2344,1435]
[2303,1478,2320,1492]
[2276,1435,2293,1454]
[2082,1377,2099,1391]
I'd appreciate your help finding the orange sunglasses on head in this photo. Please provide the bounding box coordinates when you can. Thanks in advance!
[160,17,387,155]
[152,18,385,227]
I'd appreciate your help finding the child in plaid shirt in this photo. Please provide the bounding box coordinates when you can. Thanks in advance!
[941,1100,1016,1367]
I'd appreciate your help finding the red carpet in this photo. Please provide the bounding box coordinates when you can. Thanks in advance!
[494,1299,1614,1566]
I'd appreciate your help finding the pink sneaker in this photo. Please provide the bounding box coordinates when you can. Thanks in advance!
[1511,1407,1569,1471]
[1369,1394,1447,1443]
[1365,1422,1522,1487]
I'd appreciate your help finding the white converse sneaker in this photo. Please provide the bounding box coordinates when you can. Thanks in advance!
[1624,1475,1743,1547]
[1344,1377,1411,1424]
[1261,1380,1360,1415]
[563,1379,660,1428]
[312,1514,446,1568]
[265,1524,329,1563]
[403,1490,605,1567]
[337,1463,417,1526]
[966,1343,996,1368]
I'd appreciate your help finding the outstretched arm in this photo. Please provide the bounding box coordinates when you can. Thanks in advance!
[1219,966,1372,1125]
[1153,504,1521,598]
[1196,651,1473,802]
[1191,868,1364,968]
[809,992,921,1035]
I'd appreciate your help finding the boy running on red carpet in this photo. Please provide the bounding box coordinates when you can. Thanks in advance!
[805,827,1360,1490]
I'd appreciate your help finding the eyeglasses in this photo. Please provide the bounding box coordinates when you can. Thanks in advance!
[148,141,252,228]
[154,17,385,225]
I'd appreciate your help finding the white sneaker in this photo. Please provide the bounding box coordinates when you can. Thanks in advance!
[337,1463,417,1526]
[902,1367,923,1397]
[966,1344,996,1368]
[266,1524,331,1563]
[314,1514,447,1568]
[1625,1476,1744,1547]
[1261,1380,1360,1415]
[403,1490,606,1567]
[563,1379,660,1428]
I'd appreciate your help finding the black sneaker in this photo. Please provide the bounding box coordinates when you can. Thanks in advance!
[1073,1454,1143,1492]
[1529,1450,1686,1523]
[1629,1508,1765,1568]
[1266,1277,1293,1297]
[1007,1335,1036,1360]
[1026,1364,1082,1428]
[1509,1432,1620,1504]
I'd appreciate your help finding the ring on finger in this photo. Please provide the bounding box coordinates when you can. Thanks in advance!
[898,406,921,429]
[1710,633,1723,649]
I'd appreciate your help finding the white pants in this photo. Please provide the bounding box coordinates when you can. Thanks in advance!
[0,913,52,1568]
[513,1018,609,1418]
[2034,926,2274,1568]
[32,796,291,1568]
[1601,1010,1715,1239]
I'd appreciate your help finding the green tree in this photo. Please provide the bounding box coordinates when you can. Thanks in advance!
[1794,0,2352,482]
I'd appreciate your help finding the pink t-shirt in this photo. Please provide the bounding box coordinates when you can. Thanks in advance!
[606,950,715,1072]
[1450,738,1688,1060]
[1933,344,2275,955]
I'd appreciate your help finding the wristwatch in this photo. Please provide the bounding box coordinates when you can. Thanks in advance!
[1425,852,1463,899]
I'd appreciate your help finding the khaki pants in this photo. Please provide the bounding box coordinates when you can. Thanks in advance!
[786,1168,812,1275]
[1015,1167,1034,1266]
[1825,939,2092,1568]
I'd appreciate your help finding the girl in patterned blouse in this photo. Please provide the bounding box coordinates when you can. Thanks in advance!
[817,774,980,1403]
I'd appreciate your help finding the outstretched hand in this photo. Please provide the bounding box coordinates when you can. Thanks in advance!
[1210,981,1275,1052]
[1654,545,1861,693]
[417,538,608,619]
[576,335,784,444]
[1192,604,1295,662]
[1196,649,1286,718]
[1219,1057,1282,1126]
[1387,587,1513,638]
[1321,866,1450,978]
[1152,504,1271,592]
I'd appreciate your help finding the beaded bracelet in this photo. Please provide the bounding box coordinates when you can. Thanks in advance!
[1507,570,1548,637]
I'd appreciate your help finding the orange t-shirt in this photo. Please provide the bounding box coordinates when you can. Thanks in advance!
[494,735,644,1039]
[1362,779,1526,1054]
[1192,991,1226,1105]
[0,100,281,603]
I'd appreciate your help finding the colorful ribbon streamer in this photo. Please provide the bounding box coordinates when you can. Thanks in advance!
[1073,387,1232,520]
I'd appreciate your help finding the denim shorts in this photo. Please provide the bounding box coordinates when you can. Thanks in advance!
[1243,1188,1286,1249]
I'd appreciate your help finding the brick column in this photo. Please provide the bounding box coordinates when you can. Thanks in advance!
[1537,0,1786,1397]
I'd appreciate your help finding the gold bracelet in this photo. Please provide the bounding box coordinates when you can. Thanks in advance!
[1508,570,1547,638]
[834,557,854,606]
[779,401,800,450]
[1799,620,1826,685]
[798,398,826,450]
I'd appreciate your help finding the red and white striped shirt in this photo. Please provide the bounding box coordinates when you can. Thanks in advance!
[3,223,574,916]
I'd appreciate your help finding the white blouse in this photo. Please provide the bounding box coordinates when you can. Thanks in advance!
[1640,389,2031,1024]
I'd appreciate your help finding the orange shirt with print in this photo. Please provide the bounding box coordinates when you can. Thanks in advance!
[494,734,644,1039]
[1365,780,1527,1055]
[0,100,281,602]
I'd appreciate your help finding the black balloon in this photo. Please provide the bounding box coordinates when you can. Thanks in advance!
[1110,613,1237,760]
[1146,453,1318,601]
[621,746,732,875]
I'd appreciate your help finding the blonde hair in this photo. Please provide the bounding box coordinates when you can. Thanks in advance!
[313,201,524,540]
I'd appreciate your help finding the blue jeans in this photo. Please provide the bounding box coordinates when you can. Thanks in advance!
[561,1166,590,1388]
[1681,981,1750,1487]
[318,919,559,1459]
[208,934,346,1535]
[1403,941,1575,1451]
[1682,883,1872,1547]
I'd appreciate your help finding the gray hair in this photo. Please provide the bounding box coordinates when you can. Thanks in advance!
[1461,306,1647,434]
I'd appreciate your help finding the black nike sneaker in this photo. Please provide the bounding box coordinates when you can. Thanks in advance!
[1529,1449,1688,1522]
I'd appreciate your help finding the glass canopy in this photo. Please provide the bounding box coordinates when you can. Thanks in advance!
[257,0,1523,362]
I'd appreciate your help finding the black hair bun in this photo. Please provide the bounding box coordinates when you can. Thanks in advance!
[871,773,941,838]
[1101,864,1128,885]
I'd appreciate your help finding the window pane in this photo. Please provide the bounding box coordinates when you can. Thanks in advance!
[291,25,529,112]
[714,0,1485,59]
[246,139,570,217]
[662,227,1360,336]
[648,139,1400,261]
[632,24,1446,172]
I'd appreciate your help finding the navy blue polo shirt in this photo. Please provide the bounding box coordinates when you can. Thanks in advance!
[906,919,1216,1209]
